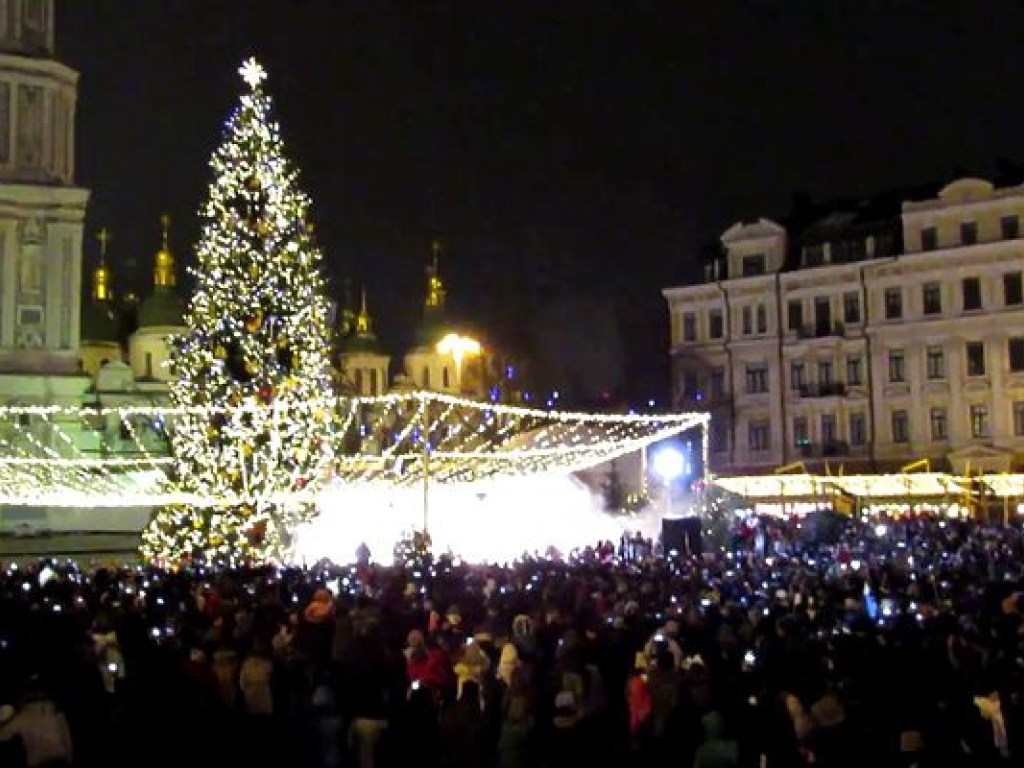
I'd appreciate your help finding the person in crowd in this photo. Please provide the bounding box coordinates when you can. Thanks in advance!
[0,511,1019,766]
[0,687,73,768]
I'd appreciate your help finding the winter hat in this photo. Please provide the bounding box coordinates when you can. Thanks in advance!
[554,690,577,713]
[407,629,425,649]
[900,730,924,753]
[512,614,533,637]
[811,694,845,728]
[498,643,520,686]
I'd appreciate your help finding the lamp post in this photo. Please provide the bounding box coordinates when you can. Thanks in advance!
[436,333,482,394]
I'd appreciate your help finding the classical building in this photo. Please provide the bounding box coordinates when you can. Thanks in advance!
[664,177,1024,476]
[0,0,89,397]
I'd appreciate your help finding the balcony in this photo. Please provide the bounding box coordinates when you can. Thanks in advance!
[797,382,847,398]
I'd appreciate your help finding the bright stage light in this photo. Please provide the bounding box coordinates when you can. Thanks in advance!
[291,473,657,565]
[652,446,686,483]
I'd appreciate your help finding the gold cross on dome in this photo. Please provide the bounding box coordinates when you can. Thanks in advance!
[239,57,266,89]
[96,228,112,261]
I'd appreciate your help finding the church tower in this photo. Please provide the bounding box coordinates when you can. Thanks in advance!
[338,287,390,396]
[129,215,185,382]
[0,0,90,382]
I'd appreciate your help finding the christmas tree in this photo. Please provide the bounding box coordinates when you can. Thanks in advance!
[141,59,336,565]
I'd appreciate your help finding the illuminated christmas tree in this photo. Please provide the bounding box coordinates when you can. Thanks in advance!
[141,59,336,565]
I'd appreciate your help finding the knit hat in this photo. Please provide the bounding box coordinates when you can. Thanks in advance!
[407,629,425,649]
[554,690,577,712]
[811,694,845,728]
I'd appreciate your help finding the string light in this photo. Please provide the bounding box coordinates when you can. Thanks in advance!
[0,392,707,503]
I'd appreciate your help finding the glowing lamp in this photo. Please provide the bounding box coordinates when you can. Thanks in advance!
[653,446,686,483]
[436,333,482,391]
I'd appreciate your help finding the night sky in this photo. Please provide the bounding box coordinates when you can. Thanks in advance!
[57,0,1024,405]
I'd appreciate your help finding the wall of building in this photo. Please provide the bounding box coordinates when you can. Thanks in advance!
[664,178,1024,475]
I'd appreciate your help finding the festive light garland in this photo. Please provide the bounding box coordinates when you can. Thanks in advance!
[0,393,708,503]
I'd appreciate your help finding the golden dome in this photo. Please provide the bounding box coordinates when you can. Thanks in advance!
[153,214,176,288]
[92,228,114,302]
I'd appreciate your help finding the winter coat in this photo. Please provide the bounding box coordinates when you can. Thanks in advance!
[239,654,274,715]
[0,700,74,768]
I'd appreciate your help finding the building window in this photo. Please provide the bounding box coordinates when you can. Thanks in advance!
[742,306,753,336]
[921,226,937,251]
[1014,401,1024,437]
[966,341,986,376]
[926,346,945,380]
[683,312,696,342]
[793,416,809,448]
[960,221,978,245]
[821,414,836,444]
[787,300,803,332]
[962,277,982,311]
[748,421,770,452]
[846,356,862,386]
[814,296,831,335]
[884,287,903,320]
[710,367,725,398]
[790,361,805,391]
[144,352,153,379]
[1002,214,1020,240]
[1009,338,1024,372]
[930,408,948,441]
[891,410,910,443]
[355,369,364,393]
[970,405,989,438]
[849,412,866,446]
[741,254,766,276]
[818,360,833,387]
[922,282,942,315]
[843,292,860,324]
[888,350,905,383]
[370,369,378,395]
[1004,272,1023,306]
[745,365,769,394]
[756,304,767,334]
[422,366,430,388]
[708,309,724,339]
[681,371,703,400]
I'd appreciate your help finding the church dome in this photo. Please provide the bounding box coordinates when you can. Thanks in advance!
[137,286,185,328]
[341,332,382,355]
[137,215,185,328]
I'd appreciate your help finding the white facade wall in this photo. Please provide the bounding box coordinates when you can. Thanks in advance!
[664,178,1024,475]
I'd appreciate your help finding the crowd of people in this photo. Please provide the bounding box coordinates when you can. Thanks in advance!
[0,512,1021,767]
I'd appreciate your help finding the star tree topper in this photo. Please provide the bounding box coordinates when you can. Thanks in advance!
[239,57,267,89]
